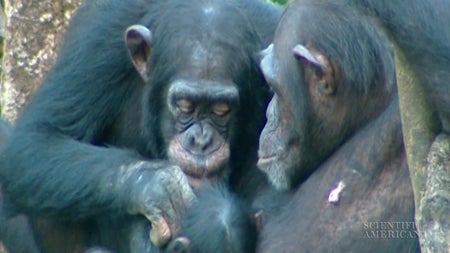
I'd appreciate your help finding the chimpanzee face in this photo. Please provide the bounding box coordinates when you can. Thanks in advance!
[257,43,305,191]
[165,78,239,180]
[257,21,349,191]
[125,19,262,185]
[158,40,240,181]
[257,3,395,191]
[258,38,347,190]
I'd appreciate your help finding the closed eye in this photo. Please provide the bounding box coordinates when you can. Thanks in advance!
[211,102,231,116]
[176,99,194,114]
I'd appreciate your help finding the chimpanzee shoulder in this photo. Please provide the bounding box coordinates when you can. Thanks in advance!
[256,0,420,252]
[0,0,281,252]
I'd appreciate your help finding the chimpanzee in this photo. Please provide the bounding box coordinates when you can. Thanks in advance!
[0,190,41,253]
[165,183,259,253]
[256,0,431,251]
[350,0,450,133]
[0,119,11,147]
[99,183,260,253]
[0,119,41,253]
[0,0,281,252]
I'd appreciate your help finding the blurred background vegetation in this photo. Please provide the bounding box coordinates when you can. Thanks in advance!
[269,0,290,4]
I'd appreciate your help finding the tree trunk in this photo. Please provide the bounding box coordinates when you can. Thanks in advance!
[0,2,83,252]
[394,42,450,253]
[419,134,450,252]
[1,0,83,123]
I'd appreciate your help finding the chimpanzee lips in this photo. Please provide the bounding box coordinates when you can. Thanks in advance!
[168,137,230,179]
[257,151,285,173]
[257,154,279,167]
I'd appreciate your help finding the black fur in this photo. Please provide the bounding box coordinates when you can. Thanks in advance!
[350,0,450,132]
[0,0,281,252]
[257,0,425,251]
[175,184,257,253]
[0,119,41,253]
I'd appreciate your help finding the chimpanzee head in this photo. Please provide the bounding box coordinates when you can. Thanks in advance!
[165,183,259,253]
[124,0,268,186]
[257,2,396,190]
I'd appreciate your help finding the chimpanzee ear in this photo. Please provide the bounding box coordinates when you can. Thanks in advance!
[293,44,335,96]
[258,44,277,85]
[125,25,153,82]
[258,43,273,65]
[293,44,327,73]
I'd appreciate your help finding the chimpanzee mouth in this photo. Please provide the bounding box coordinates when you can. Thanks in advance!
[168,139,230,179]
[185,172,226,189]
[179,155,229,178]
[171,149,229,178]
[257,152,282,168]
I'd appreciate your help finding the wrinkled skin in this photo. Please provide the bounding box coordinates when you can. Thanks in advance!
[0,0,280,252]
[258,18,394,190]
[256,1,419,252]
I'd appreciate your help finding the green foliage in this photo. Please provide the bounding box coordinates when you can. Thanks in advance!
[270,0,290,5]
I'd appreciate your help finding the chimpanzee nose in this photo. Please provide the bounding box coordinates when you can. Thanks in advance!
[184,124,214,155]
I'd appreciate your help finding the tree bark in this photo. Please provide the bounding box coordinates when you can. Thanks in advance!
[394,42,450,253]
[0,2,83,253]
[419,134,450,252]
[1,0,83,123]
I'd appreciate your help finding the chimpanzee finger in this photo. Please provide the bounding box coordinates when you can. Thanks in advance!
[165,166,197,208]
[143,166,196,247]
[160,167,197,235]
[145,211,171,247]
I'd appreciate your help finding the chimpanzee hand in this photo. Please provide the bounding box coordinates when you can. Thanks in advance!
[124,161,196,248]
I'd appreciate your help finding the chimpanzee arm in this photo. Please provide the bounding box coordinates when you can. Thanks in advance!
[4,129,139,218]
[350,0,450,132]
[1,88,193,246]
[0,0,194,229]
